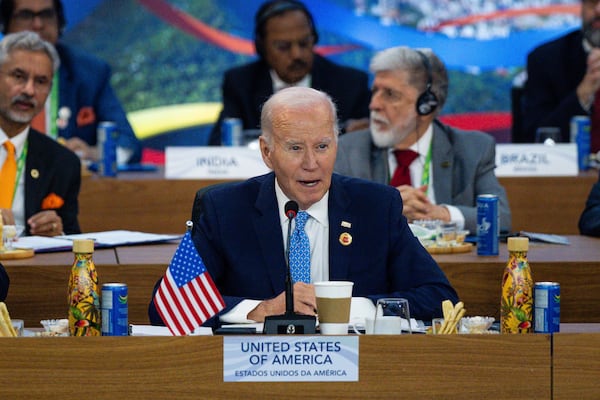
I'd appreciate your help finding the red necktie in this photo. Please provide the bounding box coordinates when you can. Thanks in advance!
[592,92,600,153]
[390,149,418,187]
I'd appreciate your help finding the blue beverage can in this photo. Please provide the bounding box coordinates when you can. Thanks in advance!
[98,121,117,177]
[476,194,499,256]
[221,118,243,146]
[101,283,128,336]
[534,282,560,333]
[570,115,590,171]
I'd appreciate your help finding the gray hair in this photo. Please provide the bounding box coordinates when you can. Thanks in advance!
[0,31,60,72]
[370,46,448,111]
[260,86,339,147]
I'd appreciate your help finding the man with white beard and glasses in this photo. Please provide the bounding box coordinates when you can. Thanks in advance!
[334,46,511,234]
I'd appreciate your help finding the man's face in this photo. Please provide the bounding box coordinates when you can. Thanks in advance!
[259,100,337,210]
[0,49,53,134]
[369,69,420,148]
[582,0,600,47]
[262,10,315,84]
[7,0,59,44]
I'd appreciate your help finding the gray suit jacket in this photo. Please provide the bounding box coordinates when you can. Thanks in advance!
[334,120,511,233]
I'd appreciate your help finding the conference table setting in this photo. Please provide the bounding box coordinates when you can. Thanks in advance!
[1,168,599,399]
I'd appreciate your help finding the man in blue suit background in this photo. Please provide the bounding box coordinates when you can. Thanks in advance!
[1,0,141,164]
[149,86,457,326]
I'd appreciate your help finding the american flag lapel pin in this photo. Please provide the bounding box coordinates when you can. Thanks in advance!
[339,221,352,246]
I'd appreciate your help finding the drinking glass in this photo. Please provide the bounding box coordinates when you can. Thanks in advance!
[374,298,412,335]
[2,225,25,251]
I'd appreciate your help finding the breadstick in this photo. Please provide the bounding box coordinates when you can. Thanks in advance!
[441,301,465,334]
[445,308,466,334]
[0,302,17,337]
[438,300,454,333]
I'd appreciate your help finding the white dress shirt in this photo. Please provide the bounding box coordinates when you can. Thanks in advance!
[270,69,311,92]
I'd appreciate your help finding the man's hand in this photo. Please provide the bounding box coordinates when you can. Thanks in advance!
[62,137,99,161]
[27,210,63,236]
[397,185,451,222]
[247,282,316,322]
[0,209,15,225]
[577,48,600,108]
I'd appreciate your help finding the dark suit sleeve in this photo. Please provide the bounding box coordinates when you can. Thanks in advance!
[579,172,600,237]
[0,262,8,301]
[58,44,141,163]
[208,67,255,146]
[371,190,459,320]
[454,133,511,233]
[58,151,82,234]
[92,62,142,163]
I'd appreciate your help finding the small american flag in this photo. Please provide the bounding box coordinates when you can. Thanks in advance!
[154,231,225,335]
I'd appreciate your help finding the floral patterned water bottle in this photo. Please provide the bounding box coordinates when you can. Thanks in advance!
[501,237,533,333]
[68,239,101,336]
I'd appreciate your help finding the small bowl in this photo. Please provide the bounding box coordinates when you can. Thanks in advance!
[40,319,69,336]
[459,316,495,334]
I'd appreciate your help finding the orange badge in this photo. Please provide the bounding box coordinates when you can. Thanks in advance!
[76,107,96,127]
[41,193,64,210]
[339,232,352,246]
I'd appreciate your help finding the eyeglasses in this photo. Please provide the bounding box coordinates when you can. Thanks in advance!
[270,35,315,53]
[11,8,56,23]
[371,87,404,103]
[0,69,52,93]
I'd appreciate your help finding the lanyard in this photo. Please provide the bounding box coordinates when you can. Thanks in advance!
[11,140,28,204]
[48,72,59,139]
[420,141,432,189]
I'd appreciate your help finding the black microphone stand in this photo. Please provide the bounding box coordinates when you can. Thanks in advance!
[263,202,316,334]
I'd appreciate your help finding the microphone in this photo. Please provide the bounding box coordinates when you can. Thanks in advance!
[263,200,316,334]
[283,200,298,315]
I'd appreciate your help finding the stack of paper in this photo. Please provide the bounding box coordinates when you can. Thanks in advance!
[14,230,182,252]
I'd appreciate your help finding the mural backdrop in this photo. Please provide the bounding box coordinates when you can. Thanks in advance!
[58,0,580,160]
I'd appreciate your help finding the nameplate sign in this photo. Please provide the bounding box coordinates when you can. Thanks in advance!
[223,336,359,382]
[495,144,578,177]
[165,147,270,179]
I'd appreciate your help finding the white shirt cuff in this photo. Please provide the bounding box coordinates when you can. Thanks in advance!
[219,299,262,324]
[442,204,465,230]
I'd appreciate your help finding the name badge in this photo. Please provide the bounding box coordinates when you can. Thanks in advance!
[223,336,359,382]
[495,144,577,176]
[165,147,270,179]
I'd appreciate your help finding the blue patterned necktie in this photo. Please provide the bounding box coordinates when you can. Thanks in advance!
[289,211,311,283]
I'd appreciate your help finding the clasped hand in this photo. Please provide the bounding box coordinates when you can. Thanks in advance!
[397,184,450,222]
[247,282,316,322]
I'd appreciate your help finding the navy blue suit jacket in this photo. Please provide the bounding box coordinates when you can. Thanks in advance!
[208,55,370,145]
[521,29,589,143]
[0,262,8,301]
[580,170,600,236]
[149,173,458,325]
[56,43,141,162]
[24,130,81,235]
